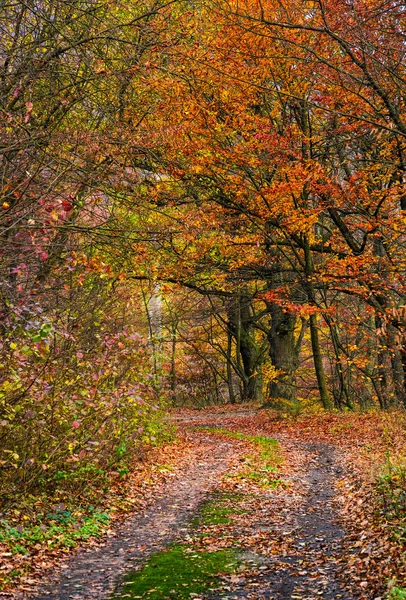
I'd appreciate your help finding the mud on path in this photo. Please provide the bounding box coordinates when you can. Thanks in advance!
[14,412,359,600]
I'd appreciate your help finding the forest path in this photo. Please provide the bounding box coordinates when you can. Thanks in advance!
[22,409,357,600]
[25,431,246,600]
[206,440,356,600]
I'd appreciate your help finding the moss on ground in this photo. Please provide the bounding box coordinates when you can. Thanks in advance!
[112,478,248,598]
[388,588,406,599]
[206,429,285,488]
[113,545,239,599]
[192,491,246,527]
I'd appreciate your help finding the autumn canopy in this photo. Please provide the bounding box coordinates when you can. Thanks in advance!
[0,0,405,528]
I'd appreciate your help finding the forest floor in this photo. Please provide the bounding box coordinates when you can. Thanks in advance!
[1,406,406,600]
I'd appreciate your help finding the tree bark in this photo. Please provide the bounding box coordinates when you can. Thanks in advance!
[303,235,332,409]
[226,293,264,402]
[267,303,298,401]
[309,313,331,410]
[226,329,237,404]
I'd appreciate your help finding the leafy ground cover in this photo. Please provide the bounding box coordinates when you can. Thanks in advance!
[2,405,406,599]
[175,405,406,597]
[0,435,193,593]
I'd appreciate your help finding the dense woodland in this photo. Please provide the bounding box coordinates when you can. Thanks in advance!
[1,1,406,586]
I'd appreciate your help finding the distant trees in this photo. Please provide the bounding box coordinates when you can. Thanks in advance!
[123,0,406,408]
[1,0,406,509]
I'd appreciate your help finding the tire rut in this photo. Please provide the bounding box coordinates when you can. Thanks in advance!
[26,435,243,600]
[209,440,357,600]
[261,442,355,600]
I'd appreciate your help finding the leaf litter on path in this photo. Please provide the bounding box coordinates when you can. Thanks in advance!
[4,406,403,600]
[9,431,248,600]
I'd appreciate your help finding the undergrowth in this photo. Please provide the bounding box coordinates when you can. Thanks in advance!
[0,426,177,591]
[0,507,111,589]
[0,507,110,555]
[375,454,406,541]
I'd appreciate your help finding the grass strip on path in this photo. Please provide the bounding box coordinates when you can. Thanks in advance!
[113,545,240,599]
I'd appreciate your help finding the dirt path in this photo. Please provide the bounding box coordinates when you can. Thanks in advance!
[25,433,245,600]
[208,441,356,599]
[17,413,359,600]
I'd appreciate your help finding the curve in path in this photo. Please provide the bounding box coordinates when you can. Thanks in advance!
[23,415,359,600]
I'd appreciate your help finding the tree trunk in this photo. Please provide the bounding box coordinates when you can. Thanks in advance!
[267,303,298,401]
[387,323,406,407]
[226,293,264,402]
[325,317,353,409]
[309,313,331,410]
[303,235,332,409]
[226,329,237,404]
[170,323,177,404]
[142,283,163,393]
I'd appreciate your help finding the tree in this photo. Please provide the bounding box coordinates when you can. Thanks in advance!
[0,0,179,502]
[121,0,406,408]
